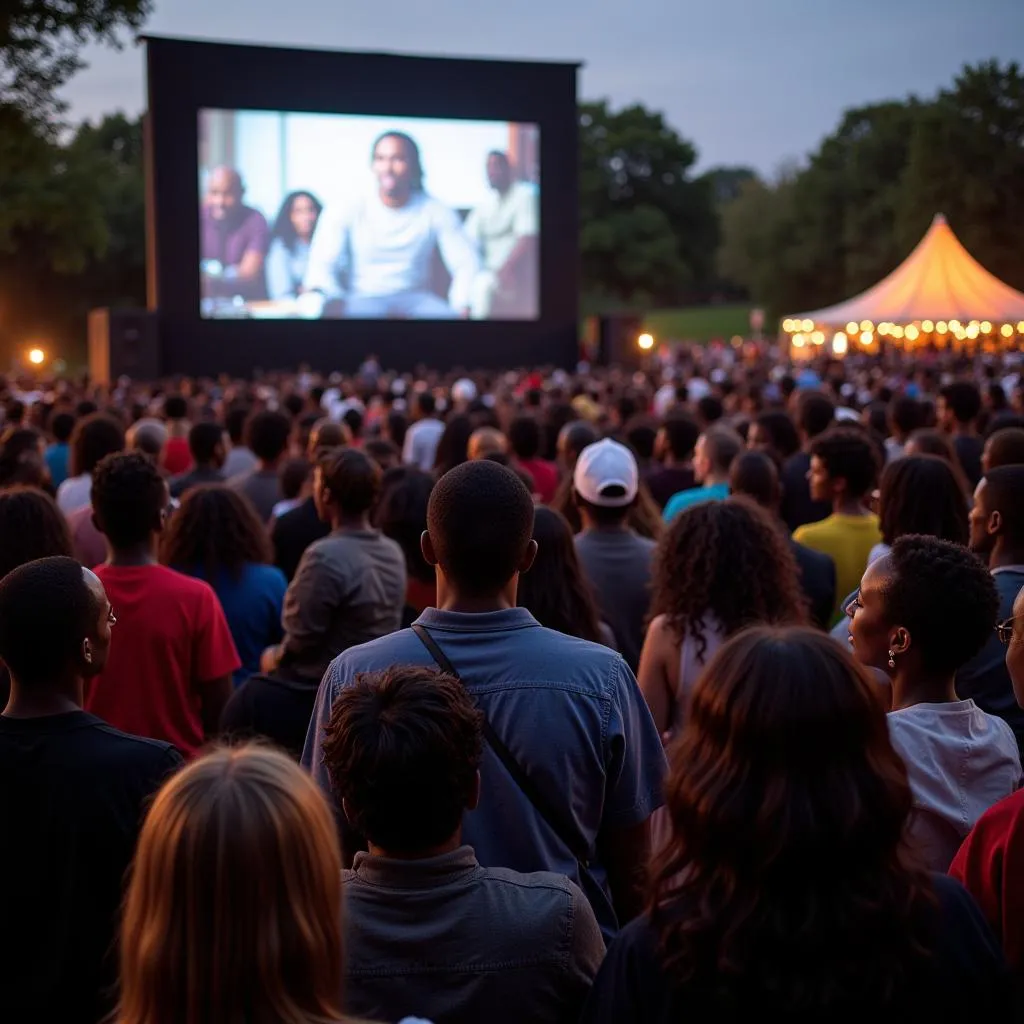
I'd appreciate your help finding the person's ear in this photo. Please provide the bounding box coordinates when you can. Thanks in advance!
[82,638,93,666]
[890,626,911,657]
[519,538,538,575]
[421,530,439,567]
[466,770,482,812]
[989,509,1003,537]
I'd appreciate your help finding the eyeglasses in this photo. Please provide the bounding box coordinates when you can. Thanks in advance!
[996,617,1021,646]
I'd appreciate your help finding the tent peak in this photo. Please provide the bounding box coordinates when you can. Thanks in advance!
[932,213,948,226]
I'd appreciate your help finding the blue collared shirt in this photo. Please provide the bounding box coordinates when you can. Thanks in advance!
[302,607,666,939]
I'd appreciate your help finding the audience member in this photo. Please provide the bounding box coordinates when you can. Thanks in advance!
[645,412,699,509]
[324,665,605,1024]
[56,413,125,514]
[403,391,445,472]
[0,557,181,1024]
[509,414,558,504]
[161,394,192,475]
[886,395,924,461]
[45,410,75,487]
[794,426,881,623]
[229,409,292,521]
[162,485,286,686]
[662,425,742,520]
[983,427,1024,473]
[126,417,169,463]
[959,466,1024,749]
[729,450,836,628]
[518,505,615,648]
[780,391,835,531]
[86,452,239,755]
[747,409,801,462]
[304,459,665,940]
[582,627,1011,1022]
[573,439,656,671]
[939,380,985,487]
[467,425,507,461]
[848,536,1020,869]
[433,413,473,477]
[273,456,312,519]
[169,420,226,499]
[222,404,257,477]
[265,448,405,684]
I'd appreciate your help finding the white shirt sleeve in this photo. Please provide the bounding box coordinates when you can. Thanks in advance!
[513,182,539,237]
[302,206,351,299]
[432,202,481,312]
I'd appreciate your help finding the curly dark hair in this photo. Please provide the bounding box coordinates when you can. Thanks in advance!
[91,451,166,549]
[651,496,807,661]
[69,413,125,477]
[160,485,272,581]
[321,665,482,853]
[0,428,46,489]
[517,506,605,644]
[751,411,800,460]
[809,426,880,499]
[986,427,1024,470]
[882,535,998,676]
[375,467,435,584]
[650,626,937,1014]
[877,456,968,547]
[0,488,73,580]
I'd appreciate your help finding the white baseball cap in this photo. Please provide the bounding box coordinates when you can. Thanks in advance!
[573,438,639,507]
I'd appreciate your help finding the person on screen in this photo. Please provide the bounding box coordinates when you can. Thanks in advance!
[266,191,323,300]
[300,131,480,320]
[464,151,539,319]
[200,167,270,302]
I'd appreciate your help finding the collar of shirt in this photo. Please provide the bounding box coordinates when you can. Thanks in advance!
[414,606,538,633]
[992,566,1024,576]
[350,845,480,888]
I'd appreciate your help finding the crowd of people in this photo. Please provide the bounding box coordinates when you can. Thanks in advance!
[2,340,1024,1023]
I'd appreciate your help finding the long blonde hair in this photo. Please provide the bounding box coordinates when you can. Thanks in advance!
[119,744,344,1024]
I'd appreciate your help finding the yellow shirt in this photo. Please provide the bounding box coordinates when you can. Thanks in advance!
[793,513,882,624]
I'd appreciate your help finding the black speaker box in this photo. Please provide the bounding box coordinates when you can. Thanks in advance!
[88,308,161,383]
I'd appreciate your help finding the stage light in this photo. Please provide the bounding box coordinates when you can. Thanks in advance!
[832,332,848,355]
[922,320,934,333]
[27,348,45,366]
[637,332,654,351]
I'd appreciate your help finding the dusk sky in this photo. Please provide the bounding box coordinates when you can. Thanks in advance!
[66,0,1023,174]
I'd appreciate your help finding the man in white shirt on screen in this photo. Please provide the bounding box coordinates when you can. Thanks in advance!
[464,151,539,320]
[300,131,480,320]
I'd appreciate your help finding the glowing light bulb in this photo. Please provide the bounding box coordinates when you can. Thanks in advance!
[802,319,814,332]
[1001,324,1014,338]
[860,330,874,345]
[637,333,654,351]
[860,320,873,332]
[832,332,848,355]
[27,348,45,365]
[922,320,934,333]
[936,321,948,334]
[905,325,920,342]
[981,321,992,333]
[846,322,859,335]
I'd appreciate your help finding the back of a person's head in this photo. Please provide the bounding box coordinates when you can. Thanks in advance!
[225,405,251,445]
[0,428,44,488]
[906,427,957,462]
[695,395,724,427]
[508,414,542,460]
[940,380,982,424]
[652,496,806,654]
[651,625,933,1012]
[982,465,1024,545]
[127,418,169,460]
[559,420,599,466]
[322,666,482,854]
[703,425,744,475]
[986,427,1024,470]
[467,426,507,461]
[70,413,125,477]
[417,391,437,417]
[0,556,93,685]
[796,391,836,439]
[188,421,224,465]
[0,487,73,580]
[279,457,311,501]
[51,411,76,444]
[752,410,800,460]
[433,413,473,473]
[119,744,343,1024]
[319,447,380,517]
[888,395,922,437]
[662,412,701,462]
[246,410,292,463]
[427,459,535,595]
[625,417,658,462]
[92,451,166,549]
[307,417,348,459]
[162,394,188,421]
[161,484,271,579]
[877,455,968,547]
[880,535,998,677]
[375,467,435,584]
[729,450,780,510]
[809,426,879,499]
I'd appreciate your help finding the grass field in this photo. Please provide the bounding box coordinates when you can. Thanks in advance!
[641,304,754,342]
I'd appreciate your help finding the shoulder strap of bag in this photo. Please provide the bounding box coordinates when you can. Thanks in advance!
[411,623,591,867]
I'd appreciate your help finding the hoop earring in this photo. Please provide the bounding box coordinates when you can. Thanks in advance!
[887,649,896,669]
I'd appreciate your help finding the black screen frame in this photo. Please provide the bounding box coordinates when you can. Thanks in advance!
[145,36,580,376]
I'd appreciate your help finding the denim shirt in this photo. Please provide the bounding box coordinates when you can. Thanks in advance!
[303,607,666,939]
[341,846,605,1024]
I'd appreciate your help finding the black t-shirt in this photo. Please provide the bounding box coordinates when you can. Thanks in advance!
[645,466,697,510]
[271,495,330,581]
[580,875,1010,1024]
[953,434,985,489]
[0,711,182,1024]
[220,673,319,760]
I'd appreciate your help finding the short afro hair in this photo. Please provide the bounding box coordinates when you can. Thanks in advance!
[986,428,1024,471]
[0,557,97,685]
[939,381,982,425]
[661,412,700,461]
[91,451,167,549]
[882,535,998,676]
[809,426,880,499]
[245,410,292,463]
[427,459,534,594]
[982,465,1024,547]
[796,392,836,439]
[188,421,225,464]
[322,665,482,853]
[70,413,125,477]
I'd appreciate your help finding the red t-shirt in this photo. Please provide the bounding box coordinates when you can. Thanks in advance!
[518,458,559,505]
[86,564,240,757]
[949,788,1024,981]
[162,436,192,476]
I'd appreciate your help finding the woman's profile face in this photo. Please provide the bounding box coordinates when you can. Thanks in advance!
[847,557,894,673]
[290,195,318,240]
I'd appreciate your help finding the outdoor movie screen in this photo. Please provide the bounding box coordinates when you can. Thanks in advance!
[198,109,540,322]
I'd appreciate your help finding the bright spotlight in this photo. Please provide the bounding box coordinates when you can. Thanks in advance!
[637,333,655,351]
[28,348,45,366]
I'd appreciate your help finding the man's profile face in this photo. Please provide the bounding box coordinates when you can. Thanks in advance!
[486,153,511,192]
[968,479,995,555]
[206,168,242,221]
[373,136,414,200]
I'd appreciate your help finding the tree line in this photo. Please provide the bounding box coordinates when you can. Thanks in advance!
[1,1,1021,358]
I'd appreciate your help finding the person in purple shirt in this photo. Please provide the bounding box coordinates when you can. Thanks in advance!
[200,167,270,302]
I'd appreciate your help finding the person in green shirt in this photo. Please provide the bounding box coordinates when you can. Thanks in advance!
[793,427,882,625]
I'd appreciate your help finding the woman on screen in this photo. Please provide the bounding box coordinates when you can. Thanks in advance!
[266,191,324,300]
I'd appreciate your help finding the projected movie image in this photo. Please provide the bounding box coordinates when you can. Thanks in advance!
[198,109,540,322]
